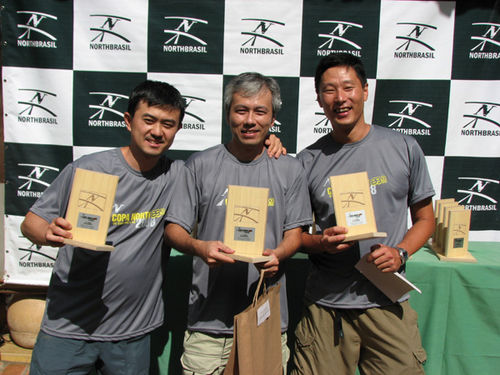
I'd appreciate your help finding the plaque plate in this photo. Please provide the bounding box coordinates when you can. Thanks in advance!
[330,171,386,242]
[63,168,118,251]
[223,185,272,263]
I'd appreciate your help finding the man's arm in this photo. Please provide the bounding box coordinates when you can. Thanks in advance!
[300,226,354,254]
[164,222,235,267]
[259,227,304,277]
[21,212,72,247]
[368,197,435,272]
[265,134,287,158]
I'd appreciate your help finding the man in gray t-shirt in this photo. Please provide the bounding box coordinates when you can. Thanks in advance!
[165,73,312,374]
[21,80,187,375]
[291,54,435,375]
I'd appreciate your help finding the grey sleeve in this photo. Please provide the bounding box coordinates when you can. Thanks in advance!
[29,163,75,223]
[164,162,197,233]
[283,164,313,231]
[407,138,435,205]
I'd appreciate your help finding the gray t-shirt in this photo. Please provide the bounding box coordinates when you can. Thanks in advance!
[297,125,434,309]
[30,148,183,341]
[165,144,312,334]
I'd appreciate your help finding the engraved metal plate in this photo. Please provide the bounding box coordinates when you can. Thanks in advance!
[77,212,101,230]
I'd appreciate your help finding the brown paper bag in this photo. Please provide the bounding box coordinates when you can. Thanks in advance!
[224,270,283,375]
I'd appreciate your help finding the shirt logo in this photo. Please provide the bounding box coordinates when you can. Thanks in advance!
[163,16,208,53]
[89,14,132,51]
[88,92,128,128]
[457,177,498,212]
[240,18,285,55]
[387,100,432,136]
[17,163,60,198]
[394,22,436,59]
[317,20,363,57]
[461,101,500,137]
[469,22,500,60]
[17,88,58,125]
[17,10,58,48]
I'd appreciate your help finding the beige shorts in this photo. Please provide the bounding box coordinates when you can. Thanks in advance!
[181,330,290,375]
[291,300,427,375]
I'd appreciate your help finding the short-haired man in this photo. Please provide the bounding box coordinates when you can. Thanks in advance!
[291,53,435,375]
[165,72,312,374]
[21,80,187,375]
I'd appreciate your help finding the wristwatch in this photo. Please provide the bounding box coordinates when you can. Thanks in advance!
[396,247,409,266]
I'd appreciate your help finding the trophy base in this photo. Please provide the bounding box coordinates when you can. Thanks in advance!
[63,239,115,252]
[436,251,477,263]
[343,232,387,242]
[226,253,273,263]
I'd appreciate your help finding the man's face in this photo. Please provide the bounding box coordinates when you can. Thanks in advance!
[124,100,181,159]
[317,65,368,133]
[228,88,275,149]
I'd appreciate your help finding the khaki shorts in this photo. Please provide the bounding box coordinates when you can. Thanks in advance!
[291,301,427,375]
[181,330,290,375]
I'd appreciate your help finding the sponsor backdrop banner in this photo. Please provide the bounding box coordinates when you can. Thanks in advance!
[1,0,499,285]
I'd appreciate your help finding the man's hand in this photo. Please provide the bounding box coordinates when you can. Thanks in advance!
[255,249,280,278]
[366,244,401,273]
[197,240,236,268]
[319,226,354,253]
[265,134,287,158]
[45,217,73,246]
[21,212,71,247]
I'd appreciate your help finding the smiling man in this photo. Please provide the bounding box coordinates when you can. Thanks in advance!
[164,72,312,375]
[21,80,186,375]
[291,53,435,375]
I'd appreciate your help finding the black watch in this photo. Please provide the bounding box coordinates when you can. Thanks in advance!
[396,247,408,266]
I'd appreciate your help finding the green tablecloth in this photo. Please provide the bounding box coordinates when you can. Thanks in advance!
[406,242,500,375]
[152,243,500,374]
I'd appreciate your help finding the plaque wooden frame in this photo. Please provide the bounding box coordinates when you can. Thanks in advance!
[431,198,455,247]
[438,208,476,262]
[329,172,386,242]
[432,199,459,254]
[223,185,272,263]
[63,168,119,251]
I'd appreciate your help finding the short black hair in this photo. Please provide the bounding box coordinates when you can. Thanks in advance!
[314,53,367,94]
[127,80,186,123]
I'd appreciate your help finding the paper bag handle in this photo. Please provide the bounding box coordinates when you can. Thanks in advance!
[252,269,266,306]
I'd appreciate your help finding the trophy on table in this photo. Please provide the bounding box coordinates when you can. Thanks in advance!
[63,168,119,251]
[431,198,475,262]
[223,185,273,263]
[329,171,386,242]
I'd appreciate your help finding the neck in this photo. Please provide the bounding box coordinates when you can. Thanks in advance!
[121,146,160,172]
[331,122,370,144]
[226,141,265,162]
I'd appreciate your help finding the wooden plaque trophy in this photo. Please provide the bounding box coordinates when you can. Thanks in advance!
[432,199,459,254]
[223,185,272,263]
[329,171,386,242]
[430,198,475,262]
[63,168,119,251]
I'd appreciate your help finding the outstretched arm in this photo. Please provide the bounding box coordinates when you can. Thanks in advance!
[265,134,287,158]
[21,212,72,247]
[165,222,236,267]
[368,197,435,272]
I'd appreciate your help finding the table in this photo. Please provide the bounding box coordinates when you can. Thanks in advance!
[152,242,500,374]
[406,242,500,375]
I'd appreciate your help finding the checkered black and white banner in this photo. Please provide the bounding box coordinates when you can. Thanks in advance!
[2,0,499,285]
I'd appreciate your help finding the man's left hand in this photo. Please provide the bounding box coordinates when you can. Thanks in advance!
[255,249,280,277]
[366,244,402,273]
[265,134,287,158]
